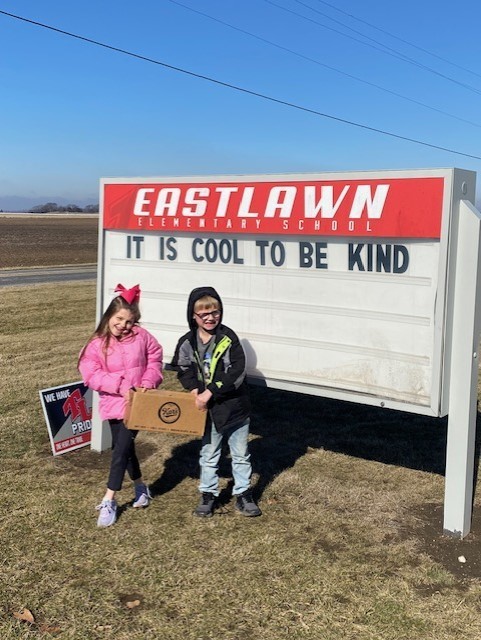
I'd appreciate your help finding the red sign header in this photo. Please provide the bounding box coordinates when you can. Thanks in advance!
[103,177,444,238]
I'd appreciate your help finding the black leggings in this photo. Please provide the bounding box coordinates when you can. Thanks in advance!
[107,420,141,492]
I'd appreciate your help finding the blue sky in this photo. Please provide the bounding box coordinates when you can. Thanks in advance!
[1,0,481,207]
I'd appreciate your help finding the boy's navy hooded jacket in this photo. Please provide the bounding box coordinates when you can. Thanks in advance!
[171,286,250,432]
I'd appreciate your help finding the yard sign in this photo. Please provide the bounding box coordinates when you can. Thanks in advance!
[39,381,92,455]
[93,168,481,537]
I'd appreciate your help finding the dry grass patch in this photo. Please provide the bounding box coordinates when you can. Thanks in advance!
[2,283,481,639]
[0,216,98,268]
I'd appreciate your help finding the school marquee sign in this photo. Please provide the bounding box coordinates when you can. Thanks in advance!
[98,169,463,416]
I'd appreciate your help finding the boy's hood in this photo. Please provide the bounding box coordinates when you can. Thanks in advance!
[187,286,223,331]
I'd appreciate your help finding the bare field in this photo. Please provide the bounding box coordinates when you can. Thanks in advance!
[0,215,98,268]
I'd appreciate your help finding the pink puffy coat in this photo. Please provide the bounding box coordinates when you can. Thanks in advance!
[79,326,163,420]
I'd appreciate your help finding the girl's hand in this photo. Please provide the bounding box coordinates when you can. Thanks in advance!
[124,387,149,401]
[190,389,199,396]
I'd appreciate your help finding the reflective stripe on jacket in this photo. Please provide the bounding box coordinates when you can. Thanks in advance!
[172,324,250,432]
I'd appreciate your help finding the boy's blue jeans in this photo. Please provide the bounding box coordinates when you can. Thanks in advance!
[199,418,252,496]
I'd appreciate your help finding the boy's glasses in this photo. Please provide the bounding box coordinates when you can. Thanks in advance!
[194,310,221,321]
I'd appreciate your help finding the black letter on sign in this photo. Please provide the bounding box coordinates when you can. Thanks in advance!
[256,240,269,266]
[376,244,392,273]
[393,245,409,273]
[348,243,365,271]
[271,241,285,267]
[192,238,204,262]
[299,242,313,268]
[315,242,328,269]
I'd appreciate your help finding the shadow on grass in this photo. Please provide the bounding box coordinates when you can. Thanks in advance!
[150,385,481,505]
[150,438,201,498]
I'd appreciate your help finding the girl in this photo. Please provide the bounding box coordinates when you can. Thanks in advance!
[79,284,163,527]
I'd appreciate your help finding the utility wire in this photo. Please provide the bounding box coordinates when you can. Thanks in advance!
[313,0,481,80]
[263,0,481,96]
[294,0,444,65]
[167,0,481,129]
[292,0,481,92]
[1,9,480,161]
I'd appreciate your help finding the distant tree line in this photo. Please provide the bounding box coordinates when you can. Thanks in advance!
[27,202,99,213]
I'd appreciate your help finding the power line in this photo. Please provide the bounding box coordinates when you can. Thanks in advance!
[166,0,481,130]
[263,0,481,97]
[313,0,481,81]
[291,0,481,93]
[295,0,444,65]
[1,8,481,161]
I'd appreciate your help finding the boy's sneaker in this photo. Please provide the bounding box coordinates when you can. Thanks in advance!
[96,499,117,527]
[193,492,216,518]
[235,490,262,517]
[133,484,152,508]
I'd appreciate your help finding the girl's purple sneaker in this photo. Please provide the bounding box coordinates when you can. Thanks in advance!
[133,484,152,508]
[96,499,117,527]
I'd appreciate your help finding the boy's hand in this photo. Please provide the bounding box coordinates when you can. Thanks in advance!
[195,389,212,411]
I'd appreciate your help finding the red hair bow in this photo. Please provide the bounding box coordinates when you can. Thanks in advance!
[115,283,141,305]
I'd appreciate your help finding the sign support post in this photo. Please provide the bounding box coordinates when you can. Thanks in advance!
[444,200,481,538]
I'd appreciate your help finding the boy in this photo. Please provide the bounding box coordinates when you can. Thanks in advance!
[171,286,261,518]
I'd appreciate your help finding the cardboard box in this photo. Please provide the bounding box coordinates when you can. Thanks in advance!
[124,389,206,436]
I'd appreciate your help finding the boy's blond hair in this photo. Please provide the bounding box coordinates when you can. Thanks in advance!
[194,295,220,312]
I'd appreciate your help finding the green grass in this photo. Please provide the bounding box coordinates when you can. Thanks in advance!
[1,282,481,639]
